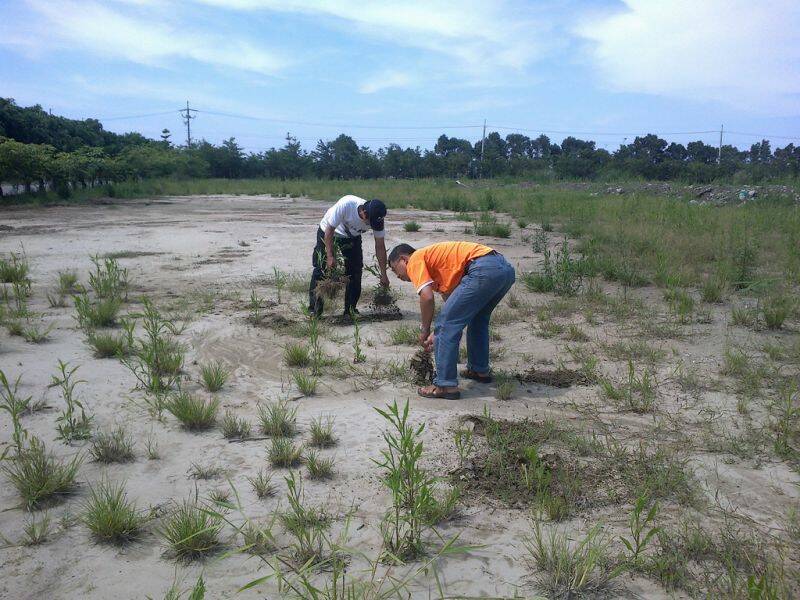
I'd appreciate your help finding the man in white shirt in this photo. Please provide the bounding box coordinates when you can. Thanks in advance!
[308,195,390,316]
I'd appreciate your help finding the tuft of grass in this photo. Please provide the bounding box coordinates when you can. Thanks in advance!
[494,372,515,400]
[258,399,298,437]
[187,462,225,480]
[248,468,275,499]
[403,220,421,232]
[165,392,219,431]
[309,415,337,448]
[473,213,511,238]
[22,512,52,545]
[389,324,418,345]
[292,371,318,396]
[601,360,656,413]
[269,437,304,468]
[90,426,136,463]
[240,517,278,555]
[700,276,725,303]
[21,321,53,344]
[86,329,133,358]
[565,323,590,342]
[762,294,794,330]
[0,252,30,284]
[2,437,82,510]
[74,294,121,329]
[221,410,251,439]
[160,498,222,560]
[526,521,620,598]
[47,292,67,308]
[279,472,332,566]
[145,433,160,460]
[284,343,312,368]
[304,449,335,480]
[730,304,757,327]
[82,479,143,544]
[199,361,229,392]
[57,270,79,295]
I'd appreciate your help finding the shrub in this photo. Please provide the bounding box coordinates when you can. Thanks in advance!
[199,361,229,392]
[762,294,794,330]
[88,255,128,300]
[82,480,143,544]
[90,426,136,463]
[57,270,79,295]
[165,392,219,431]
[403,220,421,232]
[2,437,82,510]
[0,252,29,284]
[160,498,222,559]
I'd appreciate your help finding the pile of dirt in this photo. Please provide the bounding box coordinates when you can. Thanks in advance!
[409,349,435,385]
[515,367,596,388]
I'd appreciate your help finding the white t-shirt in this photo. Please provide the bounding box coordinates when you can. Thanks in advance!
[319,195,385,239]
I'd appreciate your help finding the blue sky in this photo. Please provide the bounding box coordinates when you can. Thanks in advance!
[1,0,799,153]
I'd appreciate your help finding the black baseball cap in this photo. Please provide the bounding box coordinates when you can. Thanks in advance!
[365,199,387,231]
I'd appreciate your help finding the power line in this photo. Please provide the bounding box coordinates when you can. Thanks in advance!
[96,110,179,121]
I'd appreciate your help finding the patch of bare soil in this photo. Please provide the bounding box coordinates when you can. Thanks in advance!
[515,366,597,387]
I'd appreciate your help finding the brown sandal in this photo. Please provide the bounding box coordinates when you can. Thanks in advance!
[417,386,461,400]
[460,369,493,383]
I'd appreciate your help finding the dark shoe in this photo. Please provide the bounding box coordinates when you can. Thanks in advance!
[460,369,493,383]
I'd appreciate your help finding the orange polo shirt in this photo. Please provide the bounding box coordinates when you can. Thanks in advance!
[406,241,494,295]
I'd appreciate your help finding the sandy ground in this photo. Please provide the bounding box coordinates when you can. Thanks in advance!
[0,195,798,599]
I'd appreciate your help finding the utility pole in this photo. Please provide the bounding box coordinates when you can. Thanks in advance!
[717,124,724,164]
[479,119,486,178]
[180,101,197,147]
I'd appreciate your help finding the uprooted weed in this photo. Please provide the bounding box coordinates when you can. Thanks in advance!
[462,414,699,519]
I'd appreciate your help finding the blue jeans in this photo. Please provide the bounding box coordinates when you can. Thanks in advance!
[433,253,516,388]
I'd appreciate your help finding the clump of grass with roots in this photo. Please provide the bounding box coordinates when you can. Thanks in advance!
[269,437,304,468]
[309,415,337,448]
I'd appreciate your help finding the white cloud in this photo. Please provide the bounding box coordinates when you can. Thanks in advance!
[196,0,555,75]
[15,0,288,75]
[576,0,800,114]
[358,71,414,94]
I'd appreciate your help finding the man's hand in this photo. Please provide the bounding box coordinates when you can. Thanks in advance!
[379,273,390,288]
[422,332,435,352]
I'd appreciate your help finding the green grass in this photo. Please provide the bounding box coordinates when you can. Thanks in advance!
[403,220,421,232]
[247,468,275,499]
[85,330,132,358]
[165,392,219,431]
[90,426,136,463]
[389,324,418,345]
[309,415,337,448]
[284,343,312,367]
[220,410,251,439]
[160,498,222,560]
[292,371,318,396]
[2,437,82,510]
[57,270,79,295]
[82,480,143,544]
[269,437,304,468]
[258,399,298,437]
[304,449,335,480]
[0,253,29,284]
[74,294,121,329]
[199,361,229,392]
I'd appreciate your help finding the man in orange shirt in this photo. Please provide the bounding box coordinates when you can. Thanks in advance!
[388,241,515,399]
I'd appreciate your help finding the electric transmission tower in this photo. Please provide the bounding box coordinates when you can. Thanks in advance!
[180,101,197,147]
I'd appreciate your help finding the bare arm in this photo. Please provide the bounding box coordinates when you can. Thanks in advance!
[375,236,389,286]
[324,225,336,269]
[419,285,435,339]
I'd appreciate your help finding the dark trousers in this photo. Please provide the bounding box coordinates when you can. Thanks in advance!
[308,227,363,315]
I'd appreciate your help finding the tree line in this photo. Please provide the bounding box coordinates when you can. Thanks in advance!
[1,98,798,198]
